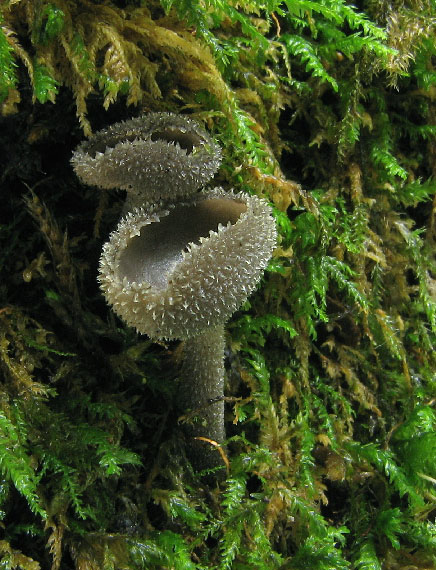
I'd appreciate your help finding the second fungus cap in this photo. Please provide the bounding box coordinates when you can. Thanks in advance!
[71,113,222,204]
[98,187,277,340]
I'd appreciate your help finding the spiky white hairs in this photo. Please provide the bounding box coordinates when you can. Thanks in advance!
[98,187,277,340]
[71,113,222,204]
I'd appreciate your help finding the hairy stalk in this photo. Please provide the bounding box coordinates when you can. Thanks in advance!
[178,325,226,470]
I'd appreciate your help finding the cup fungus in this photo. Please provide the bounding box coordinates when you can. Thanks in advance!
[71,113,222,207]
[99,187,276,468]
[72,114,277,470]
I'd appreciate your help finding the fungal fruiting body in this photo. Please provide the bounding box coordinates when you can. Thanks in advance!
[71,113,222,207]
[98,186,277,468]
[73,113,277,470]
[98,187,277,339]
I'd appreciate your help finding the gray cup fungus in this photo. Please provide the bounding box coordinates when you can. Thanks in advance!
[72,113,277,471]
[71,113,222,207]
[99,187,276,340]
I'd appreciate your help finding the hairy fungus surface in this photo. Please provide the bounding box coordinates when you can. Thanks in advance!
[98,187,277,340]
[71,113,222,205]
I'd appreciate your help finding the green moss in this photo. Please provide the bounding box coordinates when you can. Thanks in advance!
[0,0,435,568]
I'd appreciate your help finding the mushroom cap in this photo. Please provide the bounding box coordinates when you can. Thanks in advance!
[98,187,277,340]
[71,113,222,203]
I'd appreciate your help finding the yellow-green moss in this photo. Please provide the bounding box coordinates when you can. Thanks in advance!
[0,0,435,568]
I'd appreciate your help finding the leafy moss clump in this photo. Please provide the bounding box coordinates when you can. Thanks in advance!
[0,0,435,568]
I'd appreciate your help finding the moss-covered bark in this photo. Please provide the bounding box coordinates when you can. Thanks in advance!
[0,0,435,568]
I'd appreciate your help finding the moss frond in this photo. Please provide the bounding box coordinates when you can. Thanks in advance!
[1,0,435,567]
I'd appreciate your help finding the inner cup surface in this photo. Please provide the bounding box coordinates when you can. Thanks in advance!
[118,198,247,289]
[86,128,205,158]
[150,129,205,154]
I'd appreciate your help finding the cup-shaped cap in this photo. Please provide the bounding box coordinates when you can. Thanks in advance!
[98,187,277,339]
[71,113,222,203]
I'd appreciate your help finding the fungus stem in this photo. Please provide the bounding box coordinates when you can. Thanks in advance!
[178,324,226,470]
